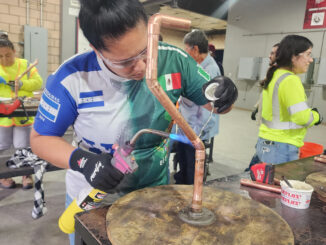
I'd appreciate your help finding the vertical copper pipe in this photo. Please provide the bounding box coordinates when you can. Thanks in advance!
[145,13,205,212]
[15,59,38,98]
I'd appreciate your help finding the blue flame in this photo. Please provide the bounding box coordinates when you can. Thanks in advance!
[169,134,192,146]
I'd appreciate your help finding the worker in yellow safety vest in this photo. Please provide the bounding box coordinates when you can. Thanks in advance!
[0,35,43,189]
[249,35,322,167]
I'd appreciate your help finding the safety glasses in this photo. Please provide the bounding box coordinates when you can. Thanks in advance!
[99,47,147,69]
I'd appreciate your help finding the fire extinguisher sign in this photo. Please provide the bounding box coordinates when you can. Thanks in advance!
[303,0,326,29]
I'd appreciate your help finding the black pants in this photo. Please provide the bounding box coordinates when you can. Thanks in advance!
[174,142,195,185]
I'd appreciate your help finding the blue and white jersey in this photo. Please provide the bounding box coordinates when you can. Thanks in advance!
[35,51,134,154]
[34,42,210,198]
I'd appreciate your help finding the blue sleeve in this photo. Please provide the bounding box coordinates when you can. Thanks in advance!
[33,74,78,136]
[206,63,221,78]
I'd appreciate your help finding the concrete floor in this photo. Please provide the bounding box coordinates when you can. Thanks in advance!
[0,107,325,245]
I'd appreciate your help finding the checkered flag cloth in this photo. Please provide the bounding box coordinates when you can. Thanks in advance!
[6,147,48,219]
[31,163,48,219]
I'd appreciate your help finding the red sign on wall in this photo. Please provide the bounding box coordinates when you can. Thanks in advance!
[303,0,326,29]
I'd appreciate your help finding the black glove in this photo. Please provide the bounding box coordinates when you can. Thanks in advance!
[312,108,323,126]
[251,107,258,121]
[8,80,23,91]
[69,148,124,192]
[202,76,238,113]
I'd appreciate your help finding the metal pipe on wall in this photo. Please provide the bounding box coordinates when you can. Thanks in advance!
[26,0,30,25]
[40,0,43,27]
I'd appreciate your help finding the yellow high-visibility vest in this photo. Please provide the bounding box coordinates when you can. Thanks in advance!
[0,58,43,126]
[259,69,320,148]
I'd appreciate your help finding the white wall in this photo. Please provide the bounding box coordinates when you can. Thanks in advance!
[224,0,326,119]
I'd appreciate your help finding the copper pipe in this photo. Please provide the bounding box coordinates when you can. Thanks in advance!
[15,59,38,98]
[240,179,281,194]
[146,13,206,212]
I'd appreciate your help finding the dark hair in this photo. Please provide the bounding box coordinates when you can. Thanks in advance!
[79,0,147,51]
[273,43,280,48]
[183,29,208,54]
[262,35,313,89]
[0,37,14,50]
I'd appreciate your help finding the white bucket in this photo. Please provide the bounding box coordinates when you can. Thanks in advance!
[280,180,314,209]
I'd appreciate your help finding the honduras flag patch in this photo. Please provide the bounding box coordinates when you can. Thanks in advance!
[39,92,60,122]
[78,90,104,109]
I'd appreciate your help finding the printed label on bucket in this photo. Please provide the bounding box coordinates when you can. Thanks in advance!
[280,180,313,209]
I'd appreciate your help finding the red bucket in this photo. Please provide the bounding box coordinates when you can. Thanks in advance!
[299,142,324,159]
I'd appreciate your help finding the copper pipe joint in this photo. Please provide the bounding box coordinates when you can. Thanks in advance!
[146,14,206,213]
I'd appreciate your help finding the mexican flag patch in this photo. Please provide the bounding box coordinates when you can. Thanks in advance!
[158,73,181,91]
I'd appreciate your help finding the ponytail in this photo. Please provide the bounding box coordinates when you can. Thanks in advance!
[261,65,278,89]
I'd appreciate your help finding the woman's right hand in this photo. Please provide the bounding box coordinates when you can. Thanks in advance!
[69,148,124,192]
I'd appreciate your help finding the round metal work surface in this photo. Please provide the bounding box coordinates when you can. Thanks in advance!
[106,185,294,245]
[306,172,326,202]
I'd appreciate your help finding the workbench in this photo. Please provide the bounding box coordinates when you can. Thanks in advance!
[74,156,326,245]
[0,155,62,179]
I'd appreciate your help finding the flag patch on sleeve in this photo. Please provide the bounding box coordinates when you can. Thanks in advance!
[78,90,104,109]
[158,73,181,91]
[39,93,60,122]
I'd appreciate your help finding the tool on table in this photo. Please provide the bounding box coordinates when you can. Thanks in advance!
[282,176,293,188]
[240,179,281,194]
[0,99,21,115]
[0,96,34,124]
[250,162,275,185]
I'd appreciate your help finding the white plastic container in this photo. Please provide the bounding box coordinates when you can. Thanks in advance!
[280,180,314,209]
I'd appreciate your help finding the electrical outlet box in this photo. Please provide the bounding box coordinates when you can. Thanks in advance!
[24,25,48,83]
[237,57,261,80]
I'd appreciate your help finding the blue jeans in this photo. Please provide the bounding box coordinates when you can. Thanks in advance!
[65,194,75,245]
[174,142,195,185]
[253,137,299,165]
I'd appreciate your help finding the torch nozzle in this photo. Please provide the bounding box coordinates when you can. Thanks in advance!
[128,129,192,147]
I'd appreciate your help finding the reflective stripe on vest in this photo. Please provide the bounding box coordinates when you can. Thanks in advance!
[262,73,312,130]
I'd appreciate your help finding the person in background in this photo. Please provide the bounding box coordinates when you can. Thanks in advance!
[249,35,322,166]
[268,43,280,66]
[251,43,280,122]
[173,29,221,184]
[29,1,237,243]
[0,36,43,189]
